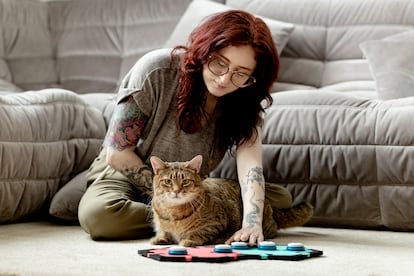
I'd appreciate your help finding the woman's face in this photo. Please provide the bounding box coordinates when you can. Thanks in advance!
[202,45,256,97]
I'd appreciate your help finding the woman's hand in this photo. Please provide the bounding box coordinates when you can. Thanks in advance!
[225,224,264,246]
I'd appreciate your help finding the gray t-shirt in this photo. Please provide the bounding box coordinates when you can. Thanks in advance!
[117,48,224,176]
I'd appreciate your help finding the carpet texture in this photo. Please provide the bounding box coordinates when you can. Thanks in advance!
[0,222,413,276]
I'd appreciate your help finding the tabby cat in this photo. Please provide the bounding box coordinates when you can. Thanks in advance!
[149,155,313,247]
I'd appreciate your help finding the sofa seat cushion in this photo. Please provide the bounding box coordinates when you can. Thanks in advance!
[267,91,414,230]
[0,89,106,223]
[212,90,414,230]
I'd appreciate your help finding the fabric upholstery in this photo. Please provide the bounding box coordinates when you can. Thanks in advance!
[0,0,58,91]
[0,89,106,223]
[49,170,88,222]
[49,0,192,94]
[0,79,22,92]
[265,91,414,230]
[164,0,295,56]
[80,93,117,127]
[360,30,414,100]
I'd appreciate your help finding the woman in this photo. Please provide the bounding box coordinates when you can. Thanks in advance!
[78,10,293,245]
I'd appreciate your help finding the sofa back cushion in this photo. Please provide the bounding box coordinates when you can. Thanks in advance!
[226,0,414,94]
[49,0,192,94]
[0,0,58,91]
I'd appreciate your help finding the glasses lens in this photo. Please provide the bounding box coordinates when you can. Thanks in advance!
[208,57,228,75]
[231,72,255,88]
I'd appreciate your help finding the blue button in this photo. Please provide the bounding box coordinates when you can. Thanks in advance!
[214,244,233,253]
[168,246,188,255]
[258,241,277,251]
[231,241,249,250]
[287,242,305,251]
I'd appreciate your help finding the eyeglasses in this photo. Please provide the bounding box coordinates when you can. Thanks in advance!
[207,55,256,88]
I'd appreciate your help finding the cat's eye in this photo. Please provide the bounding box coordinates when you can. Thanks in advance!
[182,179,191,186]
[163,179,172,186]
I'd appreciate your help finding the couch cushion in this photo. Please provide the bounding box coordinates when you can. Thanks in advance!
[164,0,295,55]
[0,0,58,90]
[80,93,117,127]
[49,170,88,222]
[0,89,106,223]
[260,91,414,230]
[0,79,22,92]
[49,0,192,94]
[360,30,414,100]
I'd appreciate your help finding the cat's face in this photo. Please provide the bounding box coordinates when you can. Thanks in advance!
[150,155,203,207]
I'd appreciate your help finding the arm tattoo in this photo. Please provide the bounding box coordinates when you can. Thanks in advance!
[105,96,149,150]
[241,166,265,228]
[246,166,265,188]
[244,194,261,227]
[122,165,154,196]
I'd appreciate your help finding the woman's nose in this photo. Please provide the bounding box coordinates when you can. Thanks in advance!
[217,72,232,85]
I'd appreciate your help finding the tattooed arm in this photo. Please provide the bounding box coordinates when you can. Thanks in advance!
[105,95,153,195]
[225,126,265,246]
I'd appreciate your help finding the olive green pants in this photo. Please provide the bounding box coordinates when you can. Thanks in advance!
[78,150,293,240]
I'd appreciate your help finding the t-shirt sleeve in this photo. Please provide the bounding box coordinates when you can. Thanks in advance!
[115,48,174,116]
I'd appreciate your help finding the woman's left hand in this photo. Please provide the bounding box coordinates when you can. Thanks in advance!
[225,225,264,246]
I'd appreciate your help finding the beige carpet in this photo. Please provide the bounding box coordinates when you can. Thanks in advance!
[0,221,413,276]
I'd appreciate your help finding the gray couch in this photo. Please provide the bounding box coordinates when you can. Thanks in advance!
[1,0,413,231]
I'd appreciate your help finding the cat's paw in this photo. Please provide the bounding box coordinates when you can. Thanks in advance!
[179,239,203,247]
[150,231,176,245]
[150,236,174,245]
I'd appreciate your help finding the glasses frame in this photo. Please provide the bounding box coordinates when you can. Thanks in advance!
[207,55,256,88]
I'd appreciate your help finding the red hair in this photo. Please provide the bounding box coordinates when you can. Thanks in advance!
[173,10,279,152]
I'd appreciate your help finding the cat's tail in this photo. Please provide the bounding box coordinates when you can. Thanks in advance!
[273,201,314,229]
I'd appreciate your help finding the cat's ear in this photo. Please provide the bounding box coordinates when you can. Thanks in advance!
[150,156,167,175]
[186,155,203,173]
